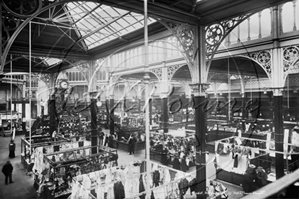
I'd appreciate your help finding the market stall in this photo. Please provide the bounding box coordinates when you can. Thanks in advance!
[123,160,219,199]
[21,135,89,172]
[149,130,200,172]
[214,135,299,190]
[37,145,118,198]
[68,160,193,199]
[111,126,146,151]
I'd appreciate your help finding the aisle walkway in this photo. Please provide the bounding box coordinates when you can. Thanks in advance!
[0,135,37,199]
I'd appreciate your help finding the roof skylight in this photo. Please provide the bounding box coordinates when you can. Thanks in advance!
[65,2,157,49]
[41,57,62,67]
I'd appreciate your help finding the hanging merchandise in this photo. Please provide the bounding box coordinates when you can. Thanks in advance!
[70,161,144,199]
[37,145,118,198]
[215,135,299,189]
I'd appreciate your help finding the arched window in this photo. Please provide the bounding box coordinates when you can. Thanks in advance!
[261,9,271,37]
[149,44,153,62]
[75,72,79,81]
[296,0,299,30]
[133,48,138,65]
[126,51,130,67]
[239,18,248,42]
[249,13,259,40]
[153,41,158,61]
[281,2,299,33]
[158,41,163,60]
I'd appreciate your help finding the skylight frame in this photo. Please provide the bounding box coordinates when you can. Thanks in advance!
[65,1,157,50]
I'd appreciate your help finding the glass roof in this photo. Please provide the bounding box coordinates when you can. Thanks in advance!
[41,57,63,67]
[65,2,157,49]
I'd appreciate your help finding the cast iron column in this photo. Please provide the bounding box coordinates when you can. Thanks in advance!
[105,98,109,128]
[90,97,98,154]
[193,25,208,199]
[241,93,246,132]
[274,89,284,179]
[161,97,168,134]
[184,95,190,128]
[22,99,26,134]
[49,94,56,137]
[149,99,152,125]
[138,98,141,112]
[109,98,114,135]
[194,93,207,198]
[271,6,284,179]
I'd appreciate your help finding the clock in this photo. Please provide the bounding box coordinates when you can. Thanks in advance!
[60,80,69,89]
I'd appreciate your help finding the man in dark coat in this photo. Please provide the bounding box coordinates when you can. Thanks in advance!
[128,134,137,155]
[2,161,14,185]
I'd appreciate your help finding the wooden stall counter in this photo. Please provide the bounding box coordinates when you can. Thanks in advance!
[111,140,145,151]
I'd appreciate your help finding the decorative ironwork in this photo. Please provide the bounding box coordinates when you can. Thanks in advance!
[205,14,252,66]
[206,24,224,46]
[167,65,182,80]
[283,46,299,73]
[150,68,162,80]
[241,50,272,78]
[3,15,21,31]
[189,83,210,95]
[2,0,43,18]
[257,50,272,74]
[160,20,197,69]
[2,29,10,48]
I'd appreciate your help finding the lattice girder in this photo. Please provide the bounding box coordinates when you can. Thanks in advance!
[167,64,184,80]
[150,68,163,81]
[160,20,197,81]
[283,45,299,82]
[205,14,252,73]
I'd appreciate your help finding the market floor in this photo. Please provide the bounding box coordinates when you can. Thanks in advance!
[0,135,243,199]
[0,135,37,199]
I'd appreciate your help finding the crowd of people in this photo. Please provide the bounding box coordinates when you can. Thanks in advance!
[150,134,199,171]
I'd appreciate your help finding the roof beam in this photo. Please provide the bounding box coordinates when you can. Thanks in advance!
[9,46,93,60]
[101,0,200,25]
[64,11,131,51]
[198,0,292,25]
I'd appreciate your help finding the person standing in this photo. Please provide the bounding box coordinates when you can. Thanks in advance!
[9,140,16,158]
[128,134,137,155]
[2,161,14,185]
[99,130,104,146]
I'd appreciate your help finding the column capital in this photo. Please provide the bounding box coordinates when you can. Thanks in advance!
[272,88,283,96]
[189,83,210,96]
